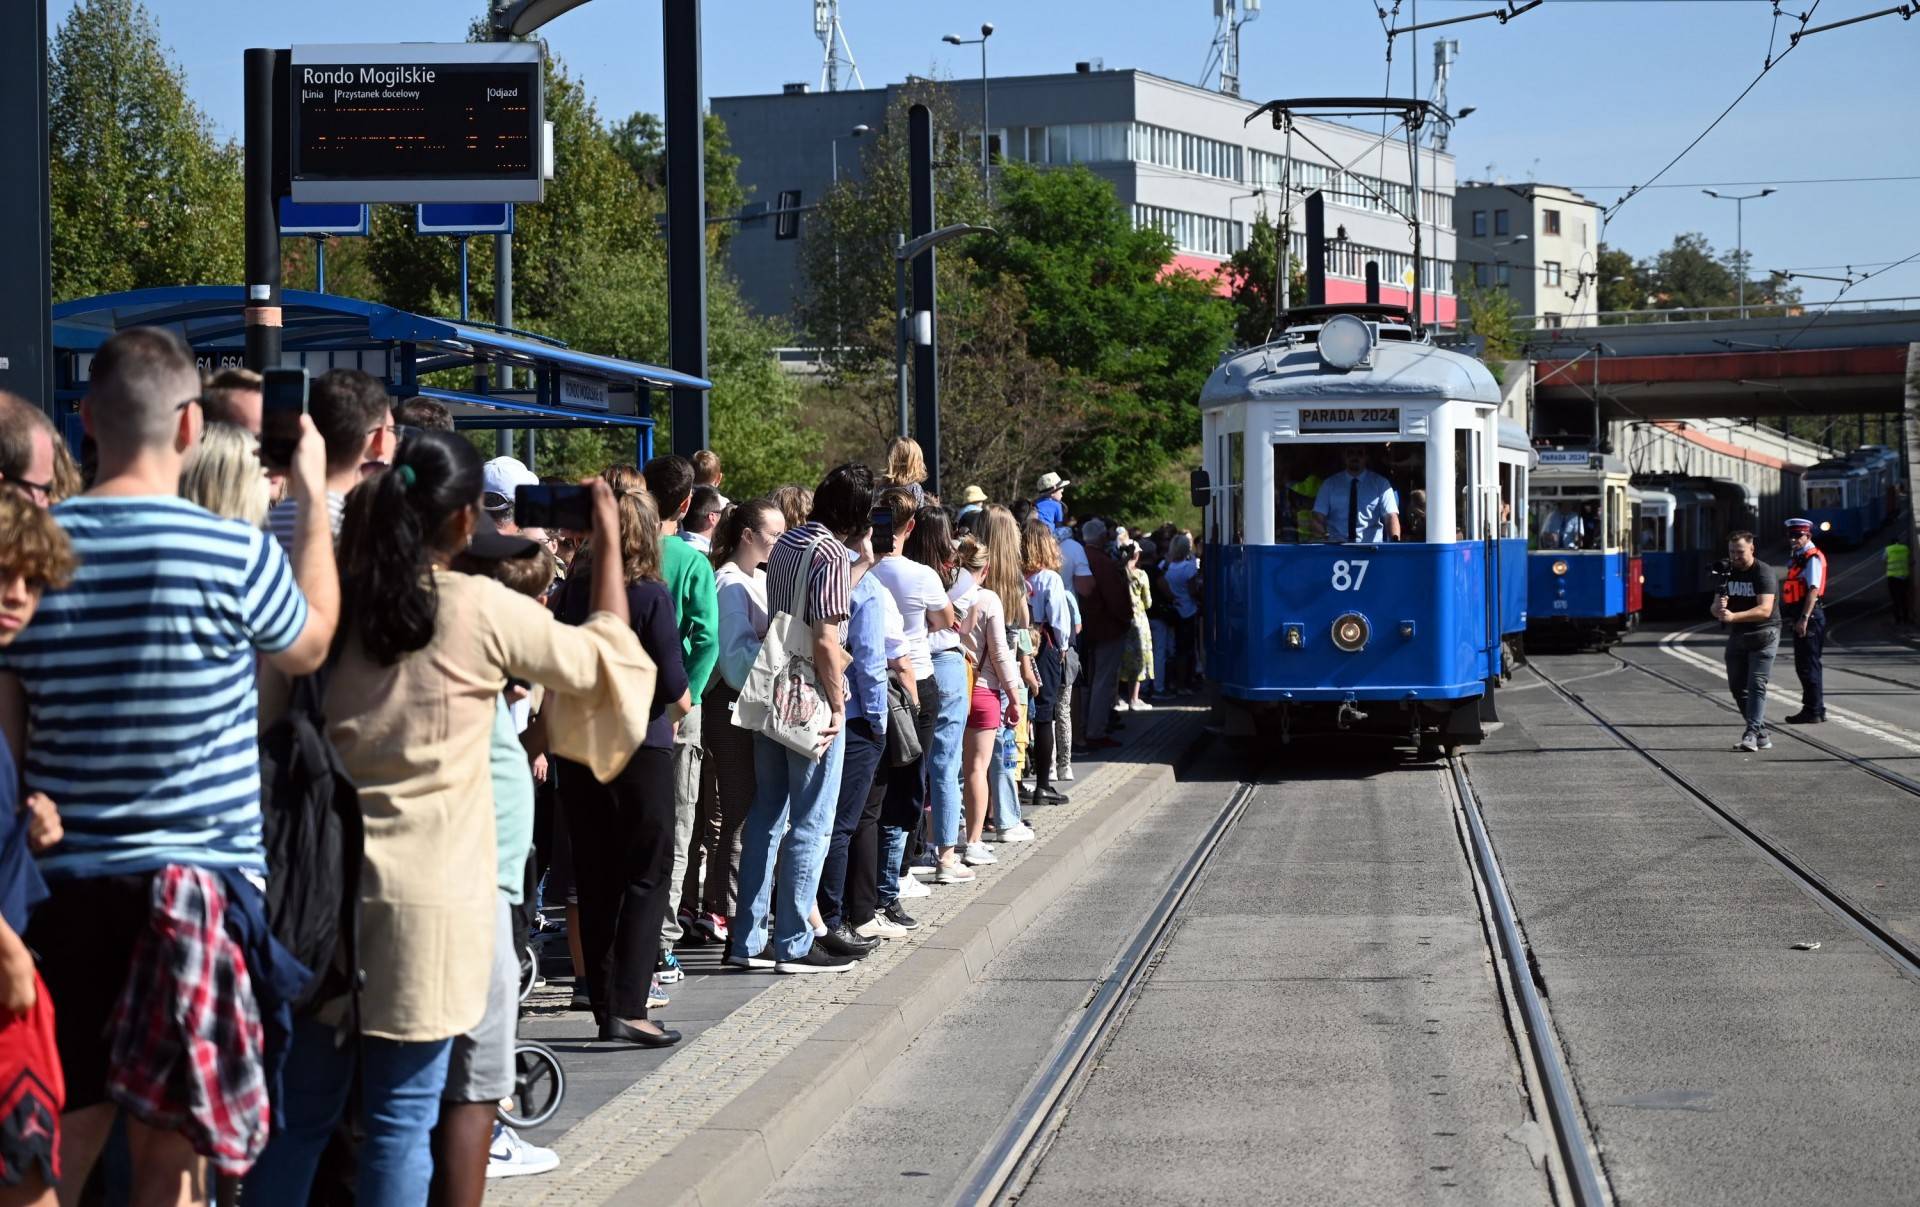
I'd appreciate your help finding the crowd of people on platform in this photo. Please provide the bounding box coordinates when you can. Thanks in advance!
[0,326,1207,1204]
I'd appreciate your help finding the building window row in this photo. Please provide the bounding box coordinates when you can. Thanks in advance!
[1248,150,1452,227]
[999,122,1131,167]
[1134,204,1245,258]
[1128,122,1245,182]
[1283,230,1456,295]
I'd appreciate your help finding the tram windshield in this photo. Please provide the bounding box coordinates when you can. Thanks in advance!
[1531,491,1601,550]
[1273,442,1428,544]
[1806,482,1845,510]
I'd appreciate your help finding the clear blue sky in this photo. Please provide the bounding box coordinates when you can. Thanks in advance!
[60,0,1920,300]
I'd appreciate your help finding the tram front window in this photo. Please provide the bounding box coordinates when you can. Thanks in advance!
[1533,494,1599,550]
[1275,442,1424,544]
[1807,484,1843,510]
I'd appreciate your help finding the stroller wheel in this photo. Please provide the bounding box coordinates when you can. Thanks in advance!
[518,943,540,1005]
[499,1041,566,1130]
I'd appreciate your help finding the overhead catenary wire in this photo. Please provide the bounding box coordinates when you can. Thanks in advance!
[1780,245,1920,348]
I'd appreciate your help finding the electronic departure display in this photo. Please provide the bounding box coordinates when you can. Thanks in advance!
[289,43,545,204]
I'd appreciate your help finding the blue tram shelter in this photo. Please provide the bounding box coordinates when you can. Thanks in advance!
[49,286,709,462]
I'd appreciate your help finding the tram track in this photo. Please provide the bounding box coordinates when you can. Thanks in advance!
[1529,660,1920,984]
[950,761,1611,1207]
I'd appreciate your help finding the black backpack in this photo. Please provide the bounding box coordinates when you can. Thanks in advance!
[259,672,362,1015]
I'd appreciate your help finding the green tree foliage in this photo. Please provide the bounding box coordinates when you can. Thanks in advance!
[1621,232,1801,317]
[972,163,1233,520]
[48,0,244,301]
[1457,284,1521,373]
[610,112,748,245]
[1594,244,1640,314]
[1220,210,1305,348]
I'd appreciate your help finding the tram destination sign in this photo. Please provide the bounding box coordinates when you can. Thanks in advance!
[1298,406,1400,434]
[290,43,544,204]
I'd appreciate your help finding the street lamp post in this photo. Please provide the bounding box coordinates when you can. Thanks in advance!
[830,123,871,184]
[943,24,995,203]
[1702,187,1775,318]
[895,223,997,438]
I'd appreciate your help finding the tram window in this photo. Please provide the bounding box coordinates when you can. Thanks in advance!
[1606,486,1628,551]
[1532,491,1599,550]
[1453,428,1479,540]
[1498,463,1516,537]
[1274,443,1422,544]
[1225,431,1245,544]
[1806,483,1843,509]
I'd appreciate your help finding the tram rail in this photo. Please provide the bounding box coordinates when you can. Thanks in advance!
[1530,660,1920,983]
[951,760,1610,1207]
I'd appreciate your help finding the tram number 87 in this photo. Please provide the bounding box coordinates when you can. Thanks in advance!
[1330,560,1370,591]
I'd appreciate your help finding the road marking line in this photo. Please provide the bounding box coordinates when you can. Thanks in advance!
[1662,624,1920,755]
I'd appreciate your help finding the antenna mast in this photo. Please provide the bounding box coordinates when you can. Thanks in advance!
[1202,0,1262,97]
[815,0,864,92]
[1427,39,1459,151]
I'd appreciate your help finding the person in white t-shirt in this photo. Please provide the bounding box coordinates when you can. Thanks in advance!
[869,489,963,902]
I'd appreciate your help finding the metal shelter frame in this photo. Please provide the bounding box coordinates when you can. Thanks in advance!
[51,286,710,461]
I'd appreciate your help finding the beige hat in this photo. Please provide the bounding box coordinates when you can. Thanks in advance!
[962,485,988,505]
[1036,471,1069,493]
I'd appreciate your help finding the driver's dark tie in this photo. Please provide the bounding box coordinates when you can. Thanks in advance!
[1347,478,1359,542]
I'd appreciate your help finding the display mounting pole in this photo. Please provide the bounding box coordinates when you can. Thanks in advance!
[663,0,709,456]
[313,236,327,293]
[458,236,471,322]
[243,48,283,373]
[0,0,53,411]
[909,103,940,497]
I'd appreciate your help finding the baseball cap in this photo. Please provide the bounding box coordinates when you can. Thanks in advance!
[468,509,540,561]
[482,456,539,513]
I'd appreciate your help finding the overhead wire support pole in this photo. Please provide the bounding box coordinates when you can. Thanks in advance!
[1790,3,1916,44]
[1386,0,1540,39]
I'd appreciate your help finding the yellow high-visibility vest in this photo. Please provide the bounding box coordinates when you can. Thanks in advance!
[1888,542,1912,580]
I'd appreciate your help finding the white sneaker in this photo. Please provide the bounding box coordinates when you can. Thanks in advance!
[898,875,932,899]
[488,1123,560,1179]
[936,862,977,884]
[854,915,908,939]
[1059,767,1075,782]
[962,842,998,866]
[1132,699,1154,712]
[996,824,1036,843]
[1113,699,1134,712]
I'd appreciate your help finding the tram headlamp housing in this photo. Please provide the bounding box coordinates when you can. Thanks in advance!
[1317,314,1373,371]
[1551,559,1569,577]
[1331,612,1370,652]
[1820,521,1832,532]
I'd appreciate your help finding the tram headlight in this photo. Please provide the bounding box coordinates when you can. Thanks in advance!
[1317,313,1373,371]
[1820,521,1832,532]
[1551,559,1569,577]
[1331,612,1370,653]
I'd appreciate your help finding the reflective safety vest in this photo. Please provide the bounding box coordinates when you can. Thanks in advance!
[1781,546,1827,607]
[1888,542,1912,580]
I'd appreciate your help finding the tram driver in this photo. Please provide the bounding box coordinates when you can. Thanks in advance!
[1311,445,1401,544]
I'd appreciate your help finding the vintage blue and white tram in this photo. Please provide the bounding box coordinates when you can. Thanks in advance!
[1847,444,1899,531]
[1494,420,1534,659]
[1801,459,1873,547]
[1196,305,1516,751]
[1526,451,1642,645]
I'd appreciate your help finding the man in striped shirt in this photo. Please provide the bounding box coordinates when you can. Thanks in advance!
[727,464,871,974]
[0,327,339,1190]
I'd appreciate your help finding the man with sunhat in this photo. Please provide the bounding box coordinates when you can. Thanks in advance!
[956,485,988,527]
[1035,472,1069,529]
[1781,516,1828,725]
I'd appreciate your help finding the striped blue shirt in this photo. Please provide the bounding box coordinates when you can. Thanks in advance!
[0,497,308,881]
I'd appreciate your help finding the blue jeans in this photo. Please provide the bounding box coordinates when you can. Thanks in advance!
[1726,628,1779,732]
[732,730,846,961]
[991,716,1022,831]
[245,1019,453,1206]
[877,825,909,908]
[929,651,968,847]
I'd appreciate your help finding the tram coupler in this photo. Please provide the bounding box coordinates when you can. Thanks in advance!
[1336,698,1369,730]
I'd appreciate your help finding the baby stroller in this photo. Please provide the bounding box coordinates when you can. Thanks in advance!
[503,853,566,1130]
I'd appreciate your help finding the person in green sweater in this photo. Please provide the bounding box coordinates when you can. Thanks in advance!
[636,456,719,981]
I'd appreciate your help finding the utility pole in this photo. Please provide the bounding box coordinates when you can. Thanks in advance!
[909,103,940,496]
[494,3,515,457]
[663,0,709,455]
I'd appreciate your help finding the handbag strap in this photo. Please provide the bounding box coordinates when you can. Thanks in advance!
[777,527,831,622]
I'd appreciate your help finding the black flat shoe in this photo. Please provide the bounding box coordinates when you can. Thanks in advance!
[602,1017,681,1048]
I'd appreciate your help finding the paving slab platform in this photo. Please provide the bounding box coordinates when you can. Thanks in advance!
[487,706,1208,1205]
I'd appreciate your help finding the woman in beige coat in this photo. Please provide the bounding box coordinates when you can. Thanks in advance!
[248,431,655,1204]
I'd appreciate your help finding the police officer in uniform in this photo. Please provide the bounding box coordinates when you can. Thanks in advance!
[1781,517,1828,725]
